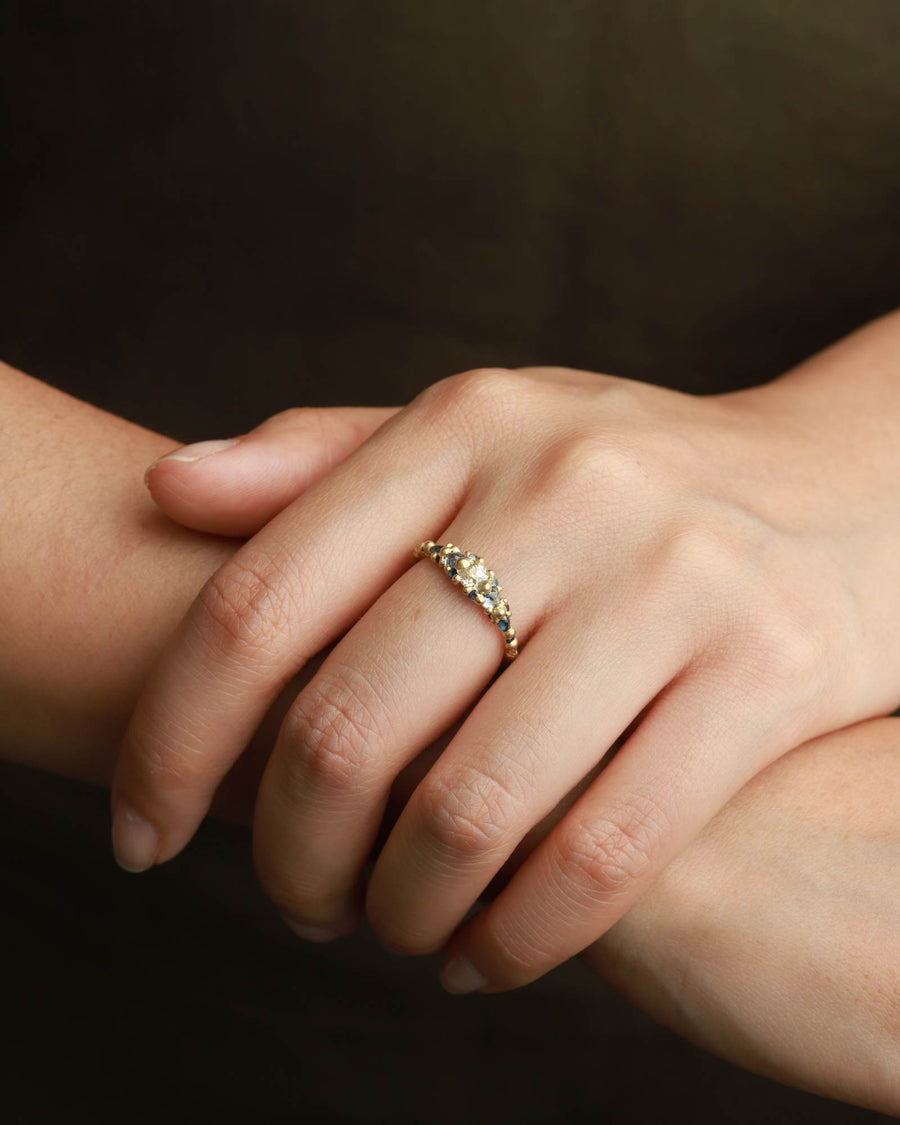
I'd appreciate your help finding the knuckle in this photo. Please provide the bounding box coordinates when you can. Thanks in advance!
[443,366,520,406]
[196,552,296,655]
[280,668,383,794]
[533,432,648,512]
[649,512,781,622]
[261,406,309,428]
[589,375,643,413]
[654,523,741,589]
[552,797,667,904]
[745,614,825,699]
[417,765,522,861]
[261,406,337,444]
[414,366,518,419]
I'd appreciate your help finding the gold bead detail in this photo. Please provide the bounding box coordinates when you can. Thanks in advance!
[414,540,518,661]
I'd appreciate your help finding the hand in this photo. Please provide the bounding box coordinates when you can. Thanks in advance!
[115,312,900,996]
[4,359,892,1110]
[234,692,900,1113]
[582,716,900,1114]
[399,716,900,1114]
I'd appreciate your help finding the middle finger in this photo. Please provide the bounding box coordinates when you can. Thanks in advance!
[366,587,686,954]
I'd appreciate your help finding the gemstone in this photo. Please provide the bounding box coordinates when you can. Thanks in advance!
[467,590,478,600]
[429,544,442,557]
[498,617,509,631]
[469,563,488,583]
[482,596,496,611]
[447,568,457,578]
[445,552,462,569]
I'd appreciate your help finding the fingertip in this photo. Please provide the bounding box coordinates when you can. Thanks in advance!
[440,954,489,995]
[144,438,242,489]
[145,407,401,536]
[111,800,159,873]
[146,450,280,537]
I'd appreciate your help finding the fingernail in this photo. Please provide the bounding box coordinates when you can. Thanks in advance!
[145,438,240,483]
[440,956,487,995]
[283,917,341,943]
[111,802,158,873]
[283,902,360,943]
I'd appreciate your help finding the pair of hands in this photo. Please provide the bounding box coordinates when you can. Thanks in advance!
[112,328,900,1002]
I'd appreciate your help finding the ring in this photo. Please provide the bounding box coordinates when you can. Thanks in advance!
[413,540,519,661]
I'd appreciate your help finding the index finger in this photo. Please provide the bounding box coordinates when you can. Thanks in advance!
[110,389,471,872]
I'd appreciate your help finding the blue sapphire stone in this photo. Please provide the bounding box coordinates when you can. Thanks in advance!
[447,568,457,578]
[429,544,442,558]
[468,590,478,600]
[498,617,509,631]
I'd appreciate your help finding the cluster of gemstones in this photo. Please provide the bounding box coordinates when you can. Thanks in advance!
[414,540,518,660]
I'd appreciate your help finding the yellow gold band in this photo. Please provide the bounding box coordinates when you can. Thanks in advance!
[414,540,519,661]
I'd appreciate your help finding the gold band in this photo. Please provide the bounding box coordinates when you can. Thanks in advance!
[414,540,519,661]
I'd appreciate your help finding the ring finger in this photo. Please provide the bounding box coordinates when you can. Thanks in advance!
[252,520,547,936]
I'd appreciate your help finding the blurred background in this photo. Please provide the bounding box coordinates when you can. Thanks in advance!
[3,2,900,1121]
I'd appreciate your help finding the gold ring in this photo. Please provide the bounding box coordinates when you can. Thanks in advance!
[414,540,519,661]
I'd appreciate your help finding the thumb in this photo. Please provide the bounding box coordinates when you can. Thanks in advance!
[145,405,400,536]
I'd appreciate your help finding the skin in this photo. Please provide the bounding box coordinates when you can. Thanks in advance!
[1,358,898,1111]
[581,717,900,1112]
[114,310,900,1005]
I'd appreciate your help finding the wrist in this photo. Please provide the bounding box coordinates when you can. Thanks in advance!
[701,321,900,720]
[722,307,900,499]
[0,361,238,782]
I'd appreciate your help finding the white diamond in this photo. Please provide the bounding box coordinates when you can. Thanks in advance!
[469,563,488,582]
[482,596,496,611]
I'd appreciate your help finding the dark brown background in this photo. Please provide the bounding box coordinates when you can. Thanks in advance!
[2,2,899,1121]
